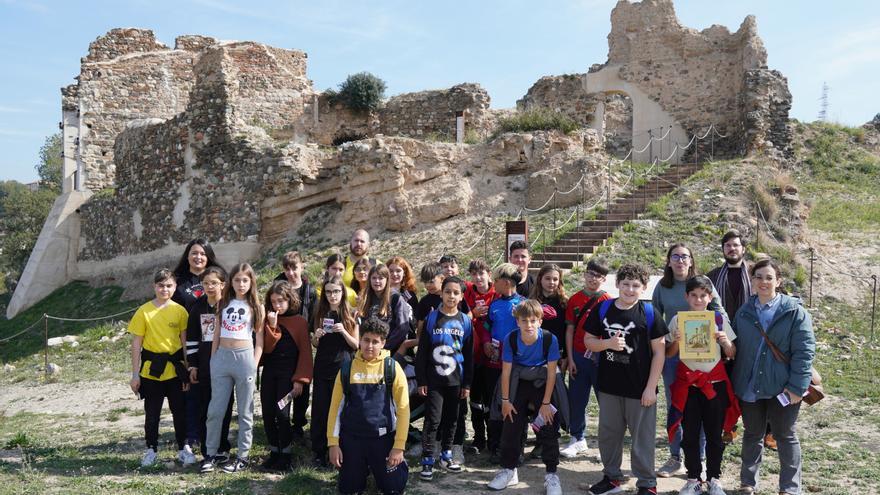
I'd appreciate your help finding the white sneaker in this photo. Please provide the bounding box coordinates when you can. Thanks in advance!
[488,468,518,490]
[141,448,158,467]
[678,479,703,495]
[451,444,465,465]
[560,438,588,458]
[658,456,684,477]
[706,478,726,495]
[178,445,197,465]
[544,472,563,495]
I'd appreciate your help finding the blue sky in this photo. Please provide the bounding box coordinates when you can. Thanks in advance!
[1,0,878,183]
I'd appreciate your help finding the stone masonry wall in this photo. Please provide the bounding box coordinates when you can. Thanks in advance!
[378,83,493,140]
[742,69,793,158]
[76,29,201,190]
[78,43,286,260]
[517,74,599,126]
[600,0,778,156]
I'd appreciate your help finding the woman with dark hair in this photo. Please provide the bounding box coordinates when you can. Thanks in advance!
[172,239,222,313]
[731,259,814,495]
[172,238,222,454]
[651,243,726,478]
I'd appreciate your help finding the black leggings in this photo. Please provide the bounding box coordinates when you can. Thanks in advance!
[141,376,186,451]
[311,377,336,457]
[198,375,233,457]
[261,364,295,451]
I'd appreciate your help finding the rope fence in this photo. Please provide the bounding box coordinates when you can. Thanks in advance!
[450,122,728,270]
[0,306,138,380]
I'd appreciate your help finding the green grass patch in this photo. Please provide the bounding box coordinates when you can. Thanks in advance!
[492,108,579,139]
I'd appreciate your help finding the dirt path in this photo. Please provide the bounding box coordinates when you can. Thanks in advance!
[804,229,880,305]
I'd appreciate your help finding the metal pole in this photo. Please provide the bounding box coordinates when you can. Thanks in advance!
[43,314,48,381]
[553,187,558,243]
[649,129,654,163]
[809,247,815,307]
[483,218,488,262]
[711,129,715,161]
[871,275,877,341]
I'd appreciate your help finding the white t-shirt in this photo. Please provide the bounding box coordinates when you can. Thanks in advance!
[220,298,254,341]
[666,312,735,373]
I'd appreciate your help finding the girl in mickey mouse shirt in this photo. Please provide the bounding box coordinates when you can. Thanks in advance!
[202,263,265,473]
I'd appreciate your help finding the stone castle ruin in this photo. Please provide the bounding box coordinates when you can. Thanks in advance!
[8,0,792,317]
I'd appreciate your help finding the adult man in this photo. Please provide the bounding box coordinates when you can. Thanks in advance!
[706,230,758,446]
[343,229,376,290]
[508,240,535,298]
[706,230,752,322]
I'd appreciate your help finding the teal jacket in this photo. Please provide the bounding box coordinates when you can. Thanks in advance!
[731,294,815,400]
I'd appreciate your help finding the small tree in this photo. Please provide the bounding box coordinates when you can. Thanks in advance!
[35,133,62,192]
[334,72,386,112]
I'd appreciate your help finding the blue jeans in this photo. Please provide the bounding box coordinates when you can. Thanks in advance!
[663,356,705,458]
[567,352,598,440]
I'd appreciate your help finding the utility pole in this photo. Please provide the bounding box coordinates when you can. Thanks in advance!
[818,82,829,122]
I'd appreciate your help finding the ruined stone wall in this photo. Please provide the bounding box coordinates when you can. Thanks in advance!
[603,94,633,157]
[78,44,282,261]
[742,69,793,158]
[223,42,312,130]
[517,74,598,126]
[601,0,776,156]
[378,83,493,139]
[76,29,205,190]
[299,93,378,146]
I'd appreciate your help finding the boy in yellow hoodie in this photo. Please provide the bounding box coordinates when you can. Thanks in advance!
[328,316,410,495]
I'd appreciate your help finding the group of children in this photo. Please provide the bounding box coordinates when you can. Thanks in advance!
[130,241,741,495]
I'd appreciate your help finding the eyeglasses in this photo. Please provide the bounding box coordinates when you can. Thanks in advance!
[670,254,692,262]
[203,281,223,288]
[326,289,344,295]
[751,275,777,282]
[585,271,605,279]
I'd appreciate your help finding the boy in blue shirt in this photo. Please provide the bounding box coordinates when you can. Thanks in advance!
[414,276,473,480]
[484,263,525,457]
[487,300,563,495]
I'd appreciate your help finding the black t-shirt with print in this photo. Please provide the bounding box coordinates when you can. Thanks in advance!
[584,300,669,400]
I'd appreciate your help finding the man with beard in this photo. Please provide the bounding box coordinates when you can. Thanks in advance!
[343,229,377,290]
[706,230,759,446]
[706,230,752,320]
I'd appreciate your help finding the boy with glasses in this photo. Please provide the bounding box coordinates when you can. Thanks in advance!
[561,259,611,458]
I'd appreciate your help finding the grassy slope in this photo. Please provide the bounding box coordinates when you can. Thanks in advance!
[1,122,879,492]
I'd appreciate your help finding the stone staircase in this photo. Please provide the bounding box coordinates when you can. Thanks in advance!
[529,162,704,272]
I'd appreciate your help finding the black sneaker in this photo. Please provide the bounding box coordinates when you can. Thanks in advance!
[311,454,330,470]
[465,442,483,455]
[274,453,292,472]
[260,452,280,471]
[214,451,230,465]
[420,463,434,481]
[588,475,623,495]
[199,457,217,474]
[635,487,657,495]
[221,456,249,473]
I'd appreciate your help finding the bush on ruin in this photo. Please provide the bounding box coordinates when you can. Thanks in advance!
[332,72,387,112]
[492,108,579,138]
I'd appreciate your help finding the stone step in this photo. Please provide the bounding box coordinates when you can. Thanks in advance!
[528,258,576,269]
[531,252,586,262]
[542,244,599,253]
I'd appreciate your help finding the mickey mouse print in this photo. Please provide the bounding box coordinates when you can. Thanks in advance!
[220,298,254,339]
